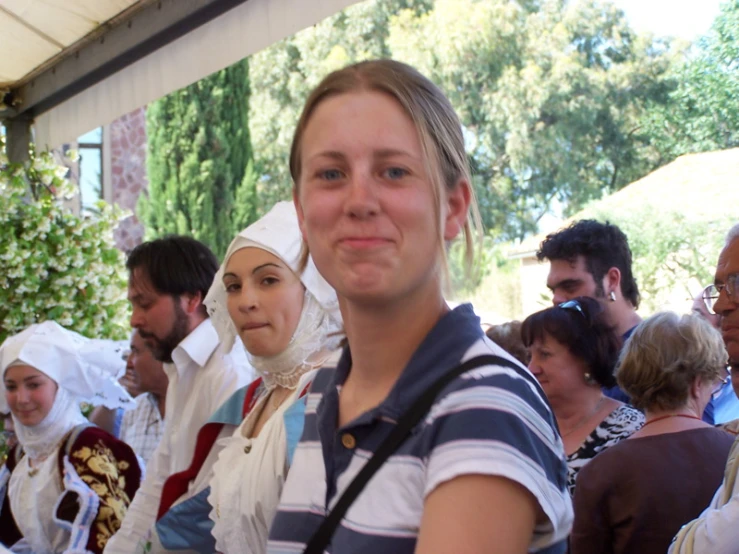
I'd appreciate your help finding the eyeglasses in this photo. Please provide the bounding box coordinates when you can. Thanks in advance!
[702,273,739,315]
[712,365,732,399]
[559,299,586,318]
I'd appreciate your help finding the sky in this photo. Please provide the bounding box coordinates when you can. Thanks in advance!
[610,0,724,41]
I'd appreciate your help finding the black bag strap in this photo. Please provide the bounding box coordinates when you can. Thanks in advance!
[303,354,530,554]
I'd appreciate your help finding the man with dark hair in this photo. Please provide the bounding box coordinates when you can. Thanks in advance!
[537,220,642,402]
[537,219,642,337]
[105,236,252,554]
[126,235,220,362]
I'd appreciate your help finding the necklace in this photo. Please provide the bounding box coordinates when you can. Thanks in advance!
[269,390,281,413]
[268,387,289,413]
[643,413,702,427]
[560,396,605,437]
[27,434,67,477]
[28,452,51,477]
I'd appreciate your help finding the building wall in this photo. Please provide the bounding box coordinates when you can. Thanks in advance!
[109,107,148,253]
[52,107,148,253]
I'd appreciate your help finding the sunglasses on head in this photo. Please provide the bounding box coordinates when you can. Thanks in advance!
[558,299,586,318]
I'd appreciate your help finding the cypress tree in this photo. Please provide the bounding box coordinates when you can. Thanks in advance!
[140,58,258,258]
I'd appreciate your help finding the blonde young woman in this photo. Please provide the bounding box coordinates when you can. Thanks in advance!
[202,201,342,554]
[266,59,572,554]
[0,321,141,554]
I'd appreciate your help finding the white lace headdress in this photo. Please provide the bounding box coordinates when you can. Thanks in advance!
[0,321,134,458]
[204,201,343,390]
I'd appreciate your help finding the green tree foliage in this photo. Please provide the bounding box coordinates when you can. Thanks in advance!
[388,0,674,240]
[448,235,509,299]
[456,243,522,321]
[588,206,734,314]
[244,0,731,310]
[640,0,739,164]
[250,0,677,241]
[140,59,257,258]
[246,0,683,296]
[249,0,433,212]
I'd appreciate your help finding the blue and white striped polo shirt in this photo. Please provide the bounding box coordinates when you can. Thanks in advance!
[268,304,573,553]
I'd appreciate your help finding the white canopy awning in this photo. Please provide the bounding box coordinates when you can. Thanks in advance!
[0,0,144,85]
[1,0,361,151]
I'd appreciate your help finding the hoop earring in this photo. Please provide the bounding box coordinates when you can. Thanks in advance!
[609,291,616,302]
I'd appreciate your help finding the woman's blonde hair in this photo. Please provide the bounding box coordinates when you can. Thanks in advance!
[616,312,728,412]
[291,59,482,288]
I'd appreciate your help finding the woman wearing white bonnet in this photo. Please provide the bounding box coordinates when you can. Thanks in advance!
[204,201,342,554]
[0,321,141,554]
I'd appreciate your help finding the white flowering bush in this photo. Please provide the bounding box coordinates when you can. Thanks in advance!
[0,134,130,345]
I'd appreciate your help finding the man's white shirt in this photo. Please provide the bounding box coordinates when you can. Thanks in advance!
[104,318,253,553]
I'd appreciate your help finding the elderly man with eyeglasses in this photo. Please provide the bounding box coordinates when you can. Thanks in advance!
[691,285,739,426]
[670,223,739,554]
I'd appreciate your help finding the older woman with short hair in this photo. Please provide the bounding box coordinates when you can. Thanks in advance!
[522,296,644,496]
[571,312,734,554]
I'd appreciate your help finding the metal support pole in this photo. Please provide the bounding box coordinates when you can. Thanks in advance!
[6,117,32,163]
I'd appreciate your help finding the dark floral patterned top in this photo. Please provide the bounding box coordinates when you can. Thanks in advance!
[0,425,142,553]
[566,405,644,496]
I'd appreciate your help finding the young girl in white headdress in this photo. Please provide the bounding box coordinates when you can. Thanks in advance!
[202,201,342,554]
[0,321,141,554]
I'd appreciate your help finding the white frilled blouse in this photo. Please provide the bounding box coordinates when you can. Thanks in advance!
[207,371,316,554]
[8,447,66,553]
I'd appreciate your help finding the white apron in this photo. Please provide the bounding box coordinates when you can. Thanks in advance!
[8,448,67,554]
[208,383,308,554]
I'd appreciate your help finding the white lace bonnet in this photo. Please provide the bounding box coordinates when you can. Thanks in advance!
[204,201,342,353]
[0,321,134,412]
